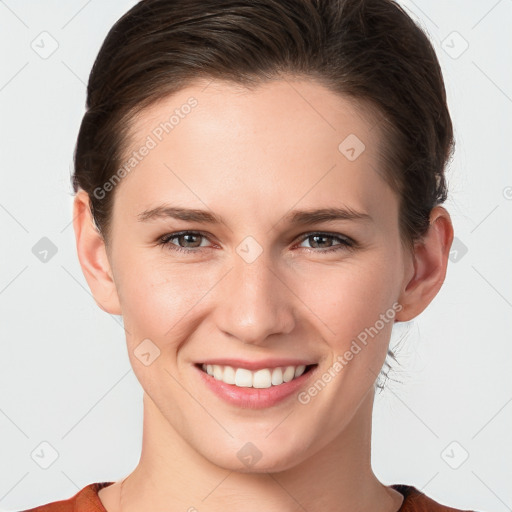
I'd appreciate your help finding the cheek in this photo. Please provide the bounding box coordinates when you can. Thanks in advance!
[114,259,211,396]
[293,253,400,345]
[119,270,198,336]
[114,249,224,350]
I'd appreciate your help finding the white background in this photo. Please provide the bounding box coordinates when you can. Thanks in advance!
[0,1,511,511]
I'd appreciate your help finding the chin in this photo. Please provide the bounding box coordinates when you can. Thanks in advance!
[203,439,309,474]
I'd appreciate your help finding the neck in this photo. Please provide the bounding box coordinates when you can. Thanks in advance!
[116,388,403,512]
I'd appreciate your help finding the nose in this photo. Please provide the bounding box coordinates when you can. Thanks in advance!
[214,250,296,346]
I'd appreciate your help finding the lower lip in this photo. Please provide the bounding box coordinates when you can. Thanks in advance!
[195,364,317,409]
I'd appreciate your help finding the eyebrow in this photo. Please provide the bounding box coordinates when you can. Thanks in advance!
[137,204,372,225]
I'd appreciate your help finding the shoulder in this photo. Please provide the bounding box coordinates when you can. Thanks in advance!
[393,484,477,512]
[20,482,114,512]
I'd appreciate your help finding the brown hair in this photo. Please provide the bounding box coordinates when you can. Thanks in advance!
[71,0,454,386]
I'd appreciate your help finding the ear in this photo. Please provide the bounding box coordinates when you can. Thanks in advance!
[395,206,454,322]
[72,189,122,316]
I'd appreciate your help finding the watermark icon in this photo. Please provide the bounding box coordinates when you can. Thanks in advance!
[134,338,161,366]
[441,31,469,60]
[31,31,59,59]
[93,97,198,200]
[32,237,58,263]
[297,301,403,404]
[31,441,59,469]
[441,441,469,469]
[236,236,264,264]
[503,186,512,200]
[338,134,366,161]
[237,441,263,467]
[449,236,468,263]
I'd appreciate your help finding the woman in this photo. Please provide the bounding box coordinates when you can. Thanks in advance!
[23,0,476,510]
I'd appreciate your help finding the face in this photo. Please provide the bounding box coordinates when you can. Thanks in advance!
[95,78,413,472]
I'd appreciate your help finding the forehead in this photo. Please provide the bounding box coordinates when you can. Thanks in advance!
[128,77,381,152]
[115,77,396,225]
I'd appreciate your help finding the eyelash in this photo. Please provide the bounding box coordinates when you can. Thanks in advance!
[157,230,357,255]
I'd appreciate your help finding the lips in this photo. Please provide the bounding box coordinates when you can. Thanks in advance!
[195,360,318,409]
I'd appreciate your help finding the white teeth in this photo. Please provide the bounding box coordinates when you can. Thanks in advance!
[222,365,236,384]
[253,369,272,389]
[271,367,283,385]
[235,368,253,387]
[213,365,223,380]
[200,363,310,388]
[283,366,295,382]
[294,365,306,378]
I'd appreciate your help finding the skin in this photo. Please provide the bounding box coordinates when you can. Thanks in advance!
[73,77,453,512]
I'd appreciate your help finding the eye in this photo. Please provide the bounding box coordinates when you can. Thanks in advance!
[296,232,356,253]
[157,231,213,254]
[158,230,357,255]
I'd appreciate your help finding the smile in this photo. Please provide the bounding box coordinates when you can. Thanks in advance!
[200,363,315,388]
[195,361,318,409]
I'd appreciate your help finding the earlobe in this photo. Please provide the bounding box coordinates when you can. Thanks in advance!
[395,206,454,322]
[72,190,122,316]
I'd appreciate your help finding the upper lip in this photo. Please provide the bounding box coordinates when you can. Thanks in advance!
[197,358,317,371]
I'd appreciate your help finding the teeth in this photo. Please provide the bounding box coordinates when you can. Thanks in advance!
[235,368,253,387]
[253,369,272,389]
[223,365,236,385]
[271,367,283,385]
[283,366,296,382]
[201,363,308,388]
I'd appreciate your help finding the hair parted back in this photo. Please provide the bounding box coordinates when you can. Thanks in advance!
[72,0,454,254]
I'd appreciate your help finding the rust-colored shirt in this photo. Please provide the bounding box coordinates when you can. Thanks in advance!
[20,482,475,511]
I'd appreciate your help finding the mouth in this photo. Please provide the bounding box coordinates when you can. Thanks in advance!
[196,362,317,389]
